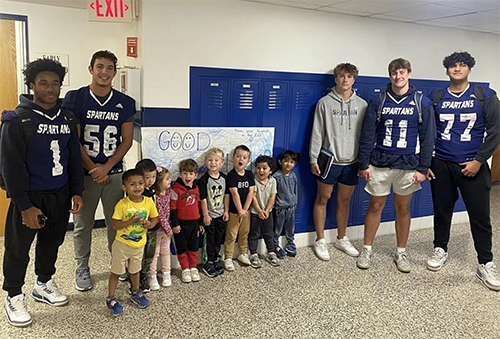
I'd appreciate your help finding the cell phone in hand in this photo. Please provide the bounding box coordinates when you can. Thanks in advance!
[38,214,47,227]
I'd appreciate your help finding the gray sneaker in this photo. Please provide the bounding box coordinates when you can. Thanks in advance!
[356,248,372,269]
[267,252,280,266]
[250,254,262,268]
[75,267,92,291]
[477,262,500,291]
[394,251,411,273]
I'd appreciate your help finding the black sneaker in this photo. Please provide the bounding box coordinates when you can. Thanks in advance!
[202,262,218,278]
[140,277,150,293]
[214,260,224,275]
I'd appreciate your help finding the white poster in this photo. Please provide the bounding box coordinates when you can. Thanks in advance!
[141,127,275,178]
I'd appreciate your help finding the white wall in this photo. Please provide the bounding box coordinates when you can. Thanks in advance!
[0,0,139,96]
[141,0,500,108]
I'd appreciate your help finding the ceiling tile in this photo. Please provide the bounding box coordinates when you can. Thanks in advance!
[377,3,474,21]
[432,0,500,12]
[325,0,424,15]
[428,12,500,26]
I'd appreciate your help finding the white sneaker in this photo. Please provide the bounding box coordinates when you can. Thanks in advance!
[477,262,500,291]
[161,272,172,287]
[394,251,411,273]
[31,279,68,306]
[314,238,330,261]
[426,247,448,271]
[237,253,251,266]
[4,294,32,327]
[356,248,372,269]
[181,269,192,283]
[148,275,160,291]
[224,258,235,272]
[190,268,201,282]
[334,236,360,257]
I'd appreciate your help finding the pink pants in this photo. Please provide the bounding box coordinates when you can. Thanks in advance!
[149,229,172,276]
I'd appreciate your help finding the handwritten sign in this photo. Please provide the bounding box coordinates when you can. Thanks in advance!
[141,127,275,178]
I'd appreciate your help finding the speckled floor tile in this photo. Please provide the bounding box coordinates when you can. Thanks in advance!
[0,184,499,339]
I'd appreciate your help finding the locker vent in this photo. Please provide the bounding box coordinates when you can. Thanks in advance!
[239,89,254,110]
[204,86,224,110]
[267,90,283,110]
[295,91,311,110]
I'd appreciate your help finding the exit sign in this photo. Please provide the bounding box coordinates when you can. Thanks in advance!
[88,0,134,22]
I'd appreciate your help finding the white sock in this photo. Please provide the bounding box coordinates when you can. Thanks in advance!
[397,247,406,253]
[364,245,372,251]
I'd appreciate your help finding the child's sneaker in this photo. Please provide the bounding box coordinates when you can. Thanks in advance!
[214,260,225,275]
[190,268,201,282]
[267,252,280,266]
[148,275,160,291]
[285,243,297,257]
[140,277,150,293]
[275,246,287,259]
[31,279,68,306]
[224,259,235,271]
[250,253,263,268]
[203,262,218,278]
[118,273,129,282]
[181,269,192,283]
[4,294,32,327]
[237,253,251,266]
[130,289,149,308]
[161,272,172,287]
[106,297,124,316]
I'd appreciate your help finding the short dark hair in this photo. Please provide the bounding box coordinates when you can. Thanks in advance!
[333,63,359,78]
[23,58,66,87]
[388,58,412,75]
[179,159,198,173]
[278,150,299,164]
[443,51,476,69]
[122,168,144,184]
[233,145,251,156]
[90,50,118,70]
[136,159,156,173]
[254,155,276,172]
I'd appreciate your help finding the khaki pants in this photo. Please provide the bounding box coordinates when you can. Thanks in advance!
[224,212,250,259]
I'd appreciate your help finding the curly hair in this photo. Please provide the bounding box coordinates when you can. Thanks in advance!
[23,58,66,87]
[254,155,276,172]
[333,63,359,78]
[90,50,118,70]
[443,51,476,69]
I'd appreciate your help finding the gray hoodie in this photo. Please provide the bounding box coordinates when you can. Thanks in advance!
[309,88,368,166]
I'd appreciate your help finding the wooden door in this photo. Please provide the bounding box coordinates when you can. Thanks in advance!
[0,19,19,236]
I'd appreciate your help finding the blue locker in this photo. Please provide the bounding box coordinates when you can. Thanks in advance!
[198,78,229,126]
[230,80,260,127]
[262,81,288,152]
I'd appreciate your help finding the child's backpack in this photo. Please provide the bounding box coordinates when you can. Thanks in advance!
[0,107,77,190]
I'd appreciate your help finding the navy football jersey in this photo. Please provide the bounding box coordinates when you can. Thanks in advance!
[375,92,420,155]
[433,86,487,163]
[63,86,135,173]
[27,108,73,191]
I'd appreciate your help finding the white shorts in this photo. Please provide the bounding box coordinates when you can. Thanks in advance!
[364,165,421,196]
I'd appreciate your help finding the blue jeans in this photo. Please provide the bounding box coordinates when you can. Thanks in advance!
[273,207,295,247]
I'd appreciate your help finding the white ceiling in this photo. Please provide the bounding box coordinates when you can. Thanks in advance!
[6,0,500,35]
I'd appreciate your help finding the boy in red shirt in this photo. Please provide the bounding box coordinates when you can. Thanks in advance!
[170,159,204,283]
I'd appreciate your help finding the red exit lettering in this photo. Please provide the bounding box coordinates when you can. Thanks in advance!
[90,0,129,18]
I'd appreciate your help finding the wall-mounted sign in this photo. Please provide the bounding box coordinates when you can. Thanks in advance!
[88,0,134,22]
[34,52,69,86]
[127,37,138,57]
